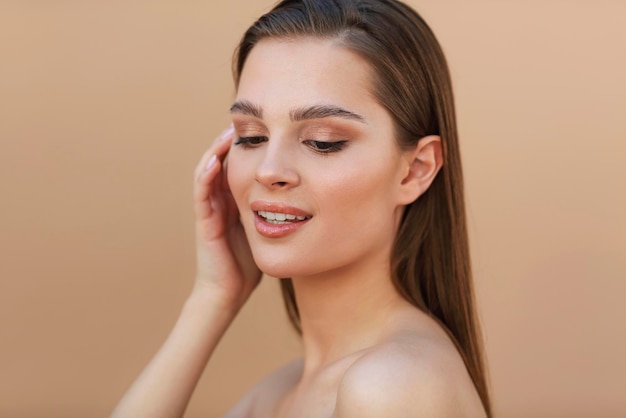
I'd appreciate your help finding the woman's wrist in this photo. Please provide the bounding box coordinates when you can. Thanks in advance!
[187,280,245,320]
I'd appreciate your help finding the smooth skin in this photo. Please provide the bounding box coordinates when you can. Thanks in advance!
[111,38,486,418]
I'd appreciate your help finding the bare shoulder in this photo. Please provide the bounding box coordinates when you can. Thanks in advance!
[332,332,487,418]
[222,357,303,418]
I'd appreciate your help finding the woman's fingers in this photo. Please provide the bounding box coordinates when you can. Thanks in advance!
[194,127,235,220]
[194,126,234,180]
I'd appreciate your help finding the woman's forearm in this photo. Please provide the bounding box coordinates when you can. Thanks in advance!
[110,286,240,418]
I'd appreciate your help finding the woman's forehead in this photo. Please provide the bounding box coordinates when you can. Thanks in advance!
[236,37,377,117]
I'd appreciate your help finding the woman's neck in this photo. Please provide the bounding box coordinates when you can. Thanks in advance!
[291,251,411,377]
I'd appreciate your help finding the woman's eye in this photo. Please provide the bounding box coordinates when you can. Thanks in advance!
[305,140,348,154]
[233,136,268,147]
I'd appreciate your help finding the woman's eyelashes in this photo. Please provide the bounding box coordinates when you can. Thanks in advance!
[303,139,348,154]
[234,136,267,147]
[234,135,348,154]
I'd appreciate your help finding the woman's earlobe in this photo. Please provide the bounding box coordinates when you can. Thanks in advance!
[398,135,443,204]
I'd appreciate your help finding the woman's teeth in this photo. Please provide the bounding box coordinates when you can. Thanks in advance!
[257,210,309,224]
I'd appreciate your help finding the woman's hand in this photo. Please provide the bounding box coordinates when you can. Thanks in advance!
[192,126,261,310]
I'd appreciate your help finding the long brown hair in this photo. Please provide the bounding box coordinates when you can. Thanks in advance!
[233,0,491,414]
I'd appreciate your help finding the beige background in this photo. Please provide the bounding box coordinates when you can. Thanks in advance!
[1,1,625,417]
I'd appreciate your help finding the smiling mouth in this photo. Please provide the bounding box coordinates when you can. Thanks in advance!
[256,210,312,225]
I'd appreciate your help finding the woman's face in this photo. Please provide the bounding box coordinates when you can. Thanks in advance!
[227,37,411,278]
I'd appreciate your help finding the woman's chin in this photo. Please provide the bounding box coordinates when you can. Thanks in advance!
[254,257,312,280]
[257,264,298,280]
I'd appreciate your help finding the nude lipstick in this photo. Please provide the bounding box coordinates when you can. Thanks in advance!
[250,201,312,238]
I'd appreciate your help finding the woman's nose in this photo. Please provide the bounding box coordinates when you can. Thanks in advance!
[254,141,300,189]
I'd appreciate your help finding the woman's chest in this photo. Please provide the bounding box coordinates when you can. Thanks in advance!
[252,355,360,418]
[272,378,340,418]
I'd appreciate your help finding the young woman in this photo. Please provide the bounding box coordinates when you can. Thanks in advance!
[112,1,491,416]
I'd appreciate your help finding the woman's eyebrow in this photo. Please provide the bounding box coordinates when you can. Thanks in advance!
[290,104,365,123]
[230,100,365,123]
[230,100,263,119]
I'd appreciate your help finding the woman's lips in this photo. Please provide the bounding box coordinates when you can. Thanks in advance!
[250,201,312,238]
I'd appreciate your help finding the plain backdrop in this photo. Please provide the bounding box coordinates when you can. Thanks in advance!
[1,1,625,417]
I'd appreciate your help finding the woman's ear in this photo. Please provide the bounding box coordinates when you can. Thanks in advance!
[397,135,443,205]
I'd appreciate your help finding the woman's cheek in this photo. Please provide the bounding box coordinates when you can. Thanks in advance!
[226,151,246,202]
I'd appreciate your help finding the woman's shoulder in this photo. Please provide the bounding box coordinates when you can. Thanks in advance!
[333,324,487,418]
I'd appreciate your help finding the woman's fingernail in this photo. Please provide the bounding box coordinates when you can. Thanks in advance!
[220,125,235,141]
[205,155,217,171]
